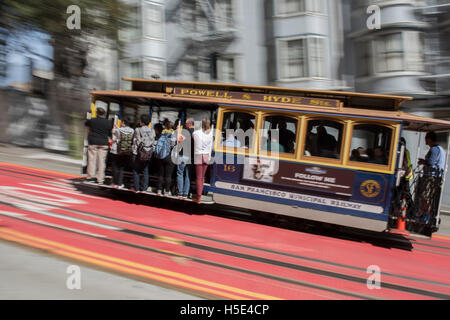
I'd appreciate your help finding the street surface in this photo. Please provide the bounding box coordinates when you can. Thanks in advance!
[0,144,450,300]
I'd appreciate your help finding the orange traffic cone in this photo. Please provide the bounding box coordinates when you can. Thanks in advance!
[391,198,410,236]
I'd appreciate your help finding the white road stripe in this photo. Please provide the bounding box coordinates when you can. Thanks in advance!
[22,183,104,200]
[0,210,107,238]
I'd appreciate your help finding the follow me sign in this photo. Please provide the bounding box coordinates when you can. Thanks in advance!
[172,87,340,109]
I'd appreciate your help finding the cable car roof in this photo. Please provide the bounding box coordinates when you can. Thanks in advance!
[122,78,413,111]
[90,79,450,132]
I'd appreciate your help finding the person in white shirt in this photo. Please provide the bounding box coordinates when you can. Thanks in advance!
[192,118,213,203]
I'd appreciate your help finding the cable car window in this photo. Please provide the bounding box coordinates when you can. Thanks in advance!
[221,111,255,149]
[261,115,297,154]
[305,119,343,159]
[107,103,120,120]
[349,124,392,165]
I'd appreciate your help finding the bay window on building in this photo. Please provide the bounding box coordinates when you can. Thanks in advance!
[355,31,425,77]
[143,2,164,39]
[217,56,236,82]
[215,0,235,30]
[277,36,327,79]
[120,4,142,41]
[275,0,325,16]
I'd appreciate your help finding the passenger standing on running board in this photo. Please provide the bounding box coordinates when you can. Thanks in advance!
[155,119,176,196]
[418,131,446,177]
[110,116,134,189]
[176,118,195,199]
[85,107,113,185]
[193,118,213,204]
[132,114,156,193]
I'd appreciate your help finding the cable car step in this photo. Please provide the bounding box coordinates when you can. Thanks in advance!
[79,180,215,204]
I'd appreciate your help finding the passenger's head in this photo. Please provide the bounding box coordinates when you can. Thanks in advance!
[226,131,236,140]
[317,126,327,136]
[202,118,211,132]
[163,118,172,130]
[96,108,106,118]
[400,137,406,145]
[279,120,287,130]
[185,118,194,129]
[153,123,163,135]
[121,116,131,127]
[425,131,437,145]
[374,146,384,157]
[140,114,150,126]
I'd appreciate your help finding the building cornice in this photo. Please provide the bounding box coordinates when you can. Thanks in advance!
[348,22,430,39]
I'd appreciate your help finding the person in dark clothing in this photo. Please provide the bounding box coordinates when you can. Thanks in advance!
[370,146,387,165]
[85,107,113,184]
[278,120,296,153]
[132,114,156,192]
[317,125,337,158]
[176,118,195,199]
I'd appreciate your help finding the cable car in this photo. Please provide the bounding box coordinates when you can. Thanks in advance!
[83,79,450,236]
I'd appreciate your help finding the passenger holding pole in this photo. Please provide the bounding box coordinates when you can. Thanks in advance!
[155,119,176,196]
[132,114,156,193]
[193,118,213,204]
[418,131,446,177]
[110,116,134,189]
[176,118,195,199]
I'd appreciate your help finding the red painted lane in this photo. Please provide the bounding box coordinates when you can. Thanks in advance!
[3,186,448,300]
[0,201,376,300]
[1,214,357,300]
[431,235,450,245]
[8,203,449,300]
[1,163,450,299]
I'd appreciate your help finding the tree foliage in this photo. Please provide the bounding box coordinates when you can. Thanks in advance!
[1,0,131,79]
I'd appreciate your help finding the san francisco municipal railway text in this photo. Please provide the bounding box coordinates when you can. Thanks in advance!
[179,304,270,317]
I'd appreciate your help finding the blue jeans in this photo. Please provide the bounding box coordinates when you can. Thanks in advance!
[132,155,149,191]
[177,160,192,196]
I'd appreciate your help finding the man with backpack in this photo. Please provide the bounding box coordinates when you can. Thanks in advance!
[155,119,176,196]
[110,116,134,189]
[132,114,156,192]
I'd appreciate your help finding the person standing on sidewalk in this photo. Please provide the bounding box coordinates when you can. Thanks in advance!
[85,107,113,184]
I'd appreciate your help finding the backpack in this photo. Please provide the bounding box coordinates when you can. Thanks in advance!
[155,133,172,159]
[137,128,154,161]
[117,129,133,155]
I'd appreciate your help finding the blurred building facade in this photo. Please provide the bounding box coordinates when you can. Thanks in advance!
[118,0,449,95]
[119,0,167,89]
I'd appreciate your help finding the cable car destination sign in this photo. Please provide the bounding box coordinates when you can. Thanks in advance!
[172,87,340,109]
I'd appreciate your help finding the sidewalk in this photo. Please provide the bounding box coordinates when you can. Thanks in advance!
[0,143,82,176]
[440,204,450,216]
